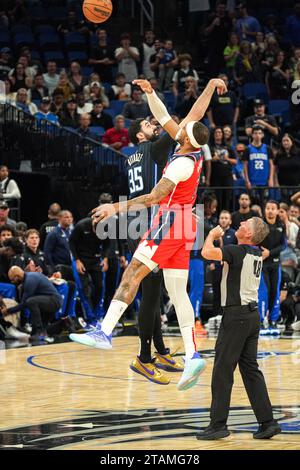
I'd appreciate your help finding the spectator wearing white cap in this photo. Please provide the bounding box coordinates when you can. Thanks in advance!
[85,80,109,108]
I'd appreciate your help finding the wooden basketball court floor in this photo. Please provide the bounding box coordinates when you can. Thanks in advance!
[0,334,300,451]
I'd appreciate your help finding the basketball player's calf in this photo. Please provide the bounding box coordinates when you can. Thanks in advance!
[69,258,151,349]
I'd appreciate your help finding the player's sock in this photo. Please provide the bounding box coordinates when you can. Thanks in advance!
[163,269,197,360]
[101,300,128,336]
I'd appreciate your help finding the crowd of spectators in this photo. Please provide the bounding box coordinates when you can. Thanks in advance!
[1,1,300,342]
[1,2,300,180]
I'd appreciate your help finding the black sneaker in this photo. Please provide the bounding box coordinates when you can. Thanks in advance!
[63,316,77,334]
[253,421,281,439]
[196,425,230,440]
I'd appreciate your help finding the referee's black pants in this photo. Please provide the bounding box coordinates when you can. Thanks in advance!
[210,305,274,427]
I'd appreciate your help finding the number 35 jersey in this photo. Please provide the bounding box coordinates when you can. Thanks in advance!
[126,134,174,238]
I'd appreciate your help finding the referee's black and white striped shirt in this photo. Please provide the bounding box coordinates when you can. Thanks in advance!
[220,244,262,307]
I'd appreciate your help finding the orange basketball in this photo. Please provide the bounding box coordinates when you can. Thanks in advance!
[82,0,113,24]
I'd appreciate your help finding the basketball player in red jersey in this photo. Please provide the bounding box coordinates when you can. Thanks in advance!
[71,77,227,390]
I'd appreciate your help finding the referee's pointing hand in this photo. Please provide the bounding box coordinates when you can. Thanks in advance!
[209,225,224,240]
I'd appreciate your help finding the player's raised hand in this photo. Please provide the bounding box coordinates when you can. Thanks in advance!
[210,78,227,95]
[92,203,116,224]
[132,79,153,94]
[209,225,224,240]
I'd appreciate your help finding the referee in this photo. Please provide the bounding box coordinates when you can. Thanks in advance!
[197,217,281,440]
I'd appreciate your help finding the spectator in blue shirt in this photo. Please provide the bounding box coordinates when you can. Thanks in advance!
[44,210,74,272]
[285,2,300,47]
[242,126,274,190]
[235,2,261,43]
[5,267,63,340]
[35,97,59,126]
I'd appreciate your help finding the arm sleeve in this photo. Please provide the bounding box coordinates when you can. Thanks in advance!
[150,133,174,165]
[163,157,194,185]
[4,180,21,199]
[202,144,212,161]
[146,90,172,127]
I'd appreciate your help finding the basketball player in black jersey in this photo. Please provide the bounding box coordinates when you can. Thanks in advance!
[122,119,183,383]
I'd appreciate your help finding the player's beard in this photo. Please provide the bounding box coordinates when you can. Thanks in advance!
[150,134,159,142]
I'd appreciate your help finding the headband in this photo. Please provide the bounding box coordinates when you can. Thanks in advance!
[186,121,201,149]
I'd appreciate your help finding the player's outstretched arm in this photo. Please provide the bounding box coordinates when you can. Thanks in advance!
[92,177,175,224]
[179,79,227,129]
[132,79,180,140]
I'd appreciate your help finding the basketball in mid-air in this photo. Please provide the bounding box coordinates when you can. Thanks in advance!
[82,0,113,24]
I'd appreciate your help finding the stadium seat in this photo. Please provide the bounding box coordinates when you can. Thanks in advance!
[34,25,56,34]
[280,8,294,20]
[43,51,65,66]
[32,99,41,108]
[29,6,48,22]
[124,119,132,128]
[105,108,115,119]
[281,108,291,127]
[110,100,125,116]
[163,91,176,112]
[14,32,35,47]
[11,25,33,34]
[257,8,278,21]
[268,100,290,119]
[64,32,87,51]
[242,83,269,103]
[122,146,137,156]
[81,66,93,77]
[30,50,41,61]
[103,82,112,94]
[0,32,10,47]
[38,32,61,49]
[48,6,68,23]
[89,126,105,138]
[67,51,88,65]
[89,34,98,48]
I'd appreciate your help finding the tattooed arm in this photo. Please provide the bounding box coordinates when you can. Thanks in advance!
[92,177,175,224]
